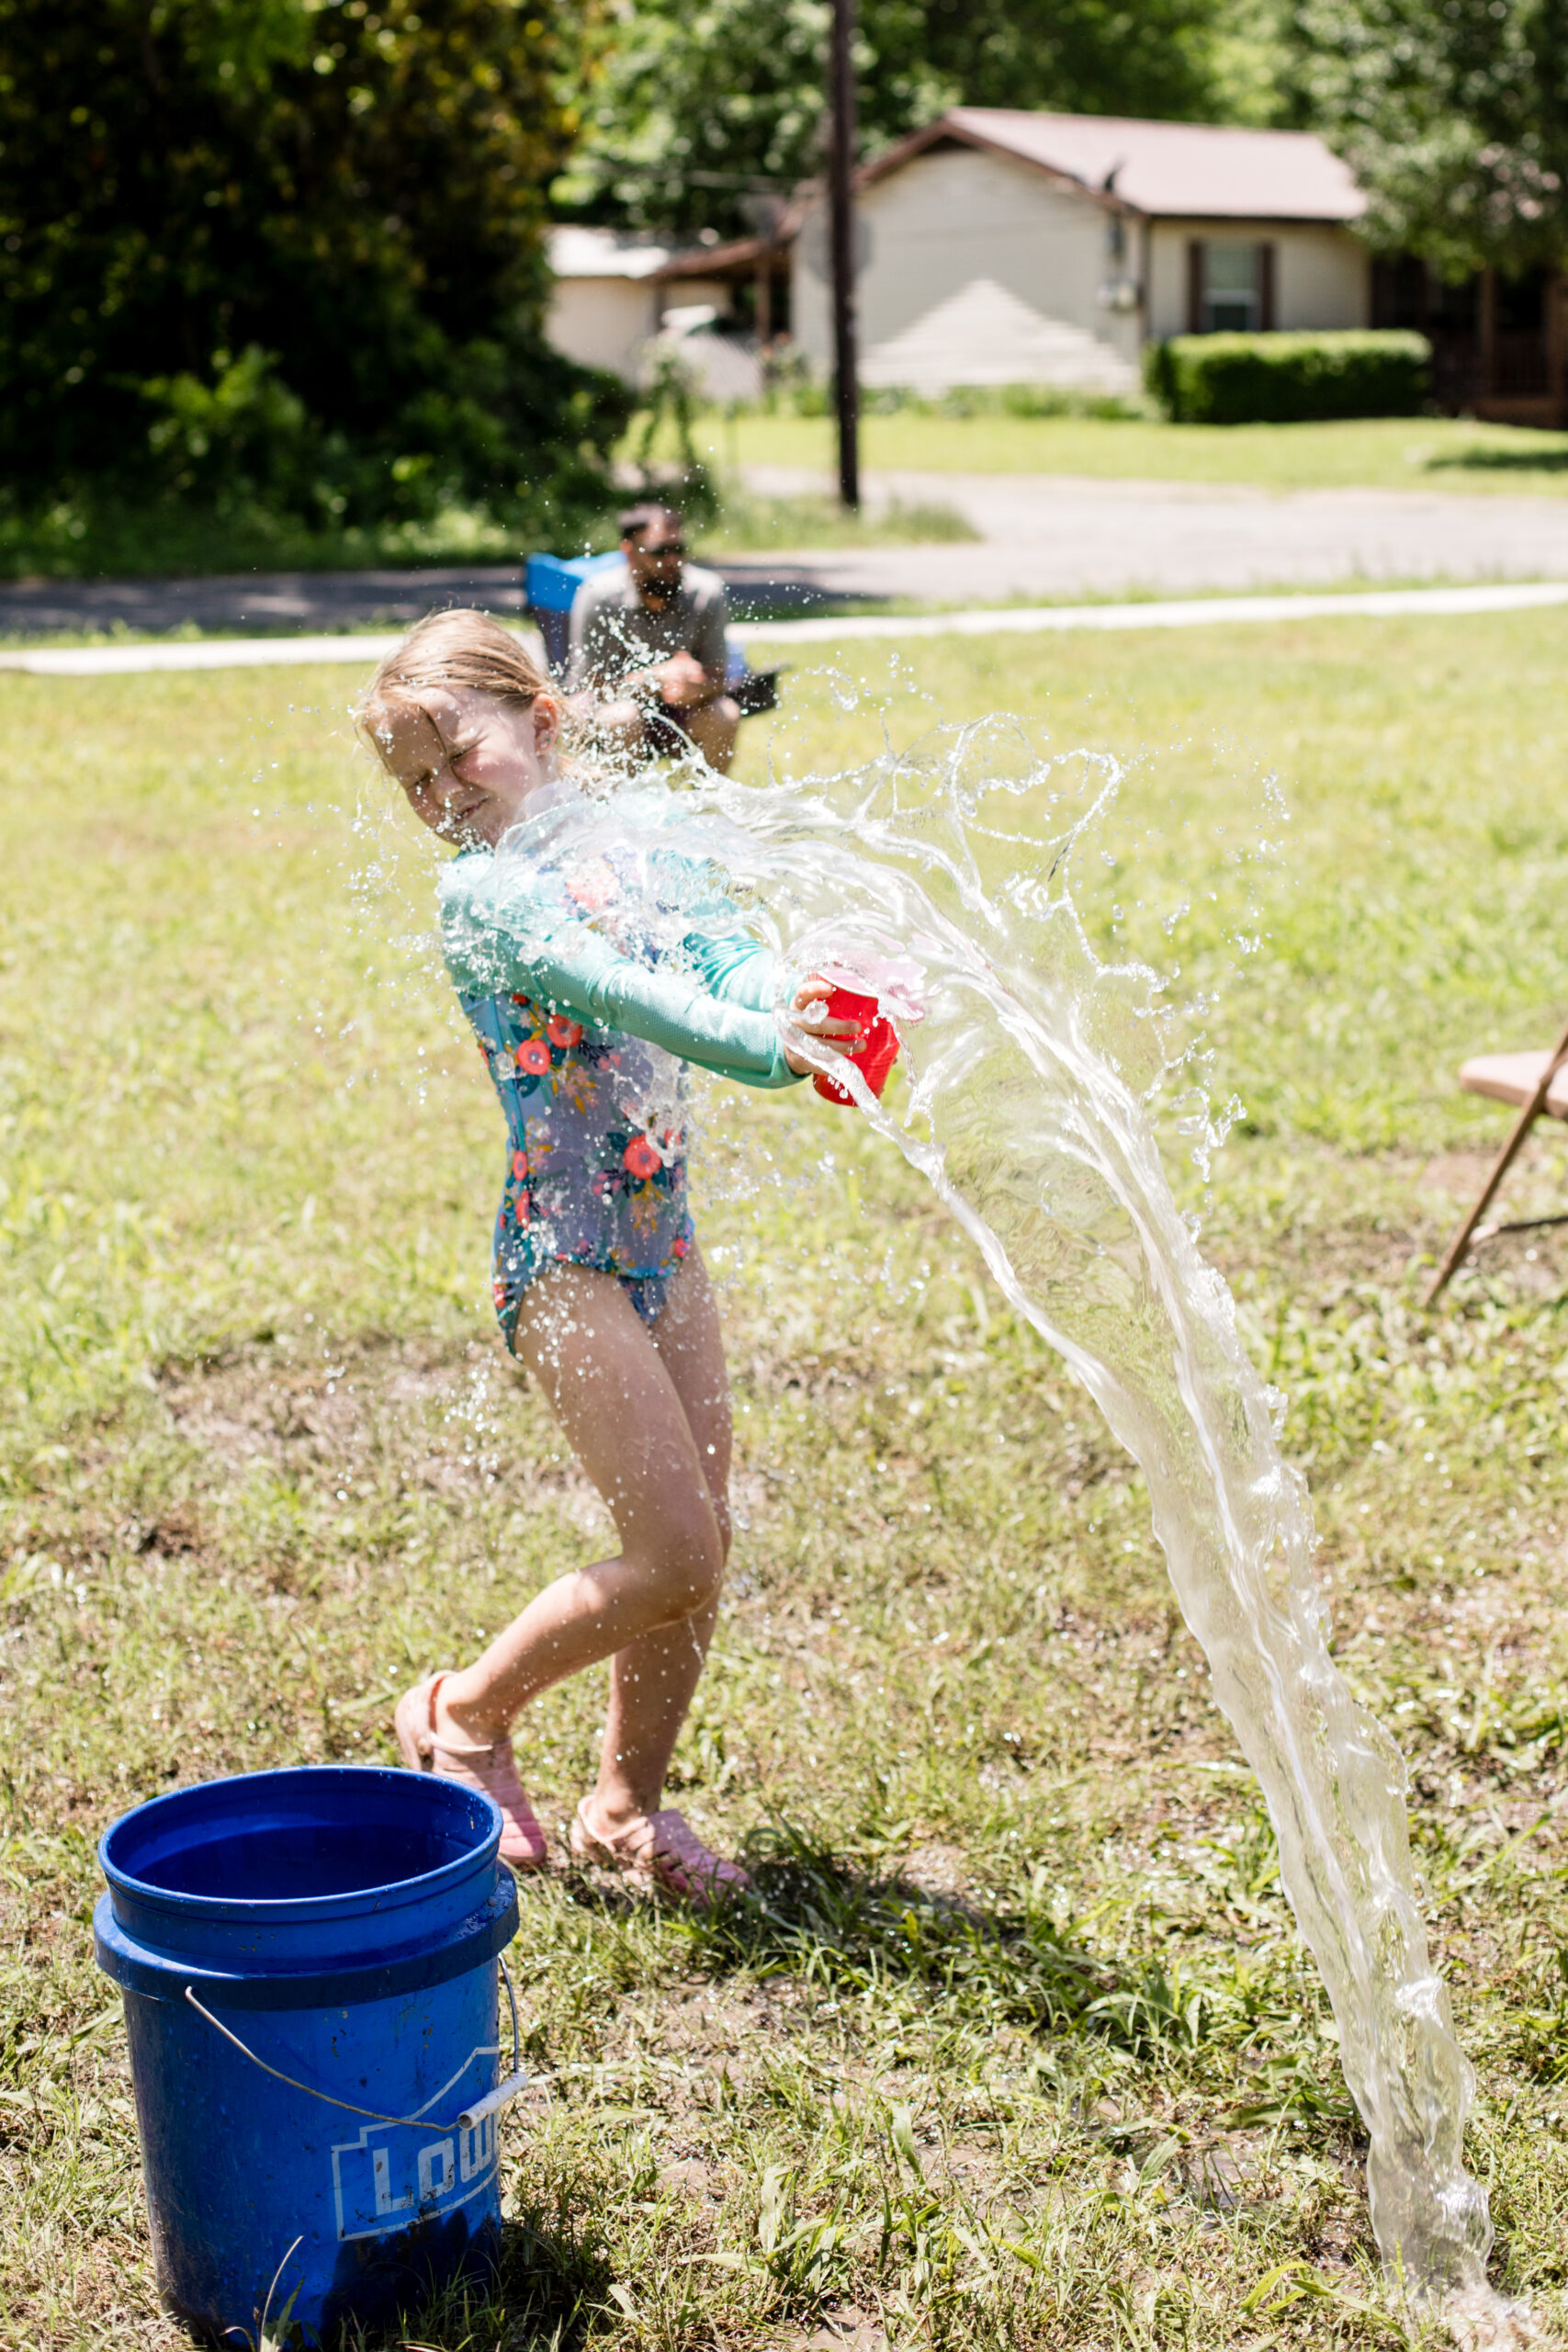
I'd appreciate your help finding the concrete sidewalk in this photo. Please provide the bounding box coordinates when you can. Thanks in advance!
[7,582,1568,676]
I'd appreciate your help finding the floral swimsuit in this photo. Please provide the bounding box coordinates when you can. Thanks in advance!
[461,982,694,1341]
[437,808,799,1350]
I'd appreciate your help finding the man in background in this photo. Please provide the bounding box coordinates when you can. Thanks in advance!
[566,503,740,773]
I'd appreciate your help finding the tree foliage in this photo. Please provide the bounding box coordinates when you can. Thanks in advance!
[560,0,1243,241]
[1291,0,1568,275]
[0,0,627,528]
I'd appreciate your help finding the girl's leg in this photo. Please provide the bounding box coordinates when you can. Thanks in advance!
[432,1261,725,1750]
[585,1246,732,1835]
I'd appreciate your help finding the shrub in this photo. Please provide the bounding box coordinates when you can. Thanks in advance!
[931,381,1149,422]
[0,0,633,550]
[739,379,1150,423]
[1143,331,1432,424]
[799,381,1148,421]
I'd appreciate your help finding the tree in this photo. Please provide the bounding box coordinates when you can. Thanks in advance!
[1291,0,1568,275]
[558,0,1247,242]
[0,0,628,530]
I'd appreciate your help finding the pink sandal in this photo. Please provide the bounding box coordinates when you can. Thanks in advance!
[570,1798,750,1907]
[393,1672,548,1871]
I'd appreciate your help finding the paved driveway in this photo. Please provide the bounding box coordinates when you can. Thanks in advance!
[6,468,1568,639]
[0,564,534,640]
[0,557,869,640]
[740,465,1568,600]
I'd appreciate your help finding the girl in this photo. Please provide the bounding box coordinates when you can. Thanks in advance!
[358,609,854,1905]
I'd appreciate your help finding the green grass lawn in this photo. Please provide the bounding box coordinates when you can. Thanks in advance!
[6,613,1568,2347]
[0,495,537,582]
[705,409,1568,499]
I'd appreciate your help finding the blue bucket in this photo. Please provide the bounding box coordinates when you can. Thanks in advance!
[94,1765,522,2347]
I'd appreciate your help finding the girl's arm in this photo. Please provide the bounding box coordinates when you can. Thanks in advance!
[681,922,780,1015]
[439,856,802,1090]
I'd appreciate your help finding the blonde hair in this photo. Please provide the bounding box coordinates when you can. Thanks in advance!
[356,608,552,760]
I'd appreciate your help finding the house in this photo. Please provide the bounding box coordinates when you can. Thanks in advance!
[551,123,1568,420]
[790,108,1369,395]
[546,229,680,380]
[546,227,782,392]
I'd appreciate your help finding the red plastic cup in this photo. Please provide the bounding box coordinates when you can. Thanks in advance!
[812,985,901,1107]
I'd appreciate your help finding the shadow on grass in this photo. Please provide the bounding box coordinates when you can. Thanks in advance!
[340,2200,613,2352]
[558,1817,1235,2064]
[1425,447,1568,477]
[718,578,899,622]
[334,1825,1356,2346]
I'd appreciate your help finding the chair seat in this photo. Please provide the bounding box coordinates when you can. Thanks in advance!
[1459,1049,1568,1120]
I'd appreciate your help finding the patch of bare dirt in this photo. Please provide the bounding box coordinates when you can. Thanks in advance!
[152,1334,627,1536]
[656,2154,723,2203]
[156,1335,487,1471]
[1418,1149,1497,1200]
[789,2307,888,2352]
[896,1843,969,1901]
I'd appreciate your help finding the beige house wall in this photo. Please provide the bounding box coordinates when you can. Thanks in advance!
[546,277,661,381]
[793,146,1142,393]
[1145,220,1369,339]
[791,153,1371,388]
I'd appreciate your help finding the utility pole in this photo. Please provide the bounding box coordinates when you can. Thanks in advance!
[828,0,860,510]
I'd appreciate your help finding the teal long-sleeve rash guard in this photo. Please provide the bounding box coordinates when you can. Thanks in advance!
[437,842,805,1091]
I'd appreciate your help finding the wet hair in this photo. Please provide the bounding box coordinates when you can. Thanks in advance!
[356,607,550,763]
[617,501,682,542]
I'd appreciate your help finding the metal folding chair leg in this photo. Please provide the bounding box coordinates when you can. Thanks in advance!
[1426,1011,1568,1304]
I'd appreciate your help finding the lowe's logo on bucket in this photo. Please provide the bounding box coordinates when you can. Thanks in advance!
[332,2046,500,2243]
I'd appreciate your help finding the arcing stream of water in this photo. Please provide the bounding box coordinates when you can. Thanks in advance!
[447,716,1505,2321]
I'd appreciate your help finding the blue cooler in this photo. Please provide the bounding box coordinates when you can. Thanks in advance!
[524,550,621,675]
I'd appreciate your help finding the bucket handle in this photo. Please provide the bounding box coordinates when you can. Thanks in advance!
[181,1955,526,2134]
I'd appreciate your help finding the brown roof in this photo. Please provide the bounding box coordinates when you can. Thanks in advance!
[653,227,797,281]
[861,109,1365,224]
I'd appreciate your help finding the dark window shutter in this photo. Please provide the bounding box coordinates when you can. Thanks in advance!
[1187,240,1204,333]
[1257,241,1276,331]
[1370,254,1395,329]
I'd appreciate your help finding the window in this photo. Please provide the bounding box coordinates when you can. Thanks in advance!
[1204,243,1259,330]
[1186,240,1276,334]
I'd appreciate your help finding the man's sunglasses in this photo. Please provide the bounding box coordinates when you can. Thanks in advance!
[633,537,686,557]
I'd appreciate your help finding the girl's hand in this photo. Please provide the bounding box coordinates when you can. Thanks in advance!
[781,974,862,1078]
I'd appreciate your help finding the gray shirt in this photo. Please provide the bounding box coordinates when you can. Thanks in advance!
[566,559,729,697]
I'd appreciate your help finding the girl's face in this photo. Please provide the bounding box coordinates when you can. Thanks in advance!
[377,684,561,848]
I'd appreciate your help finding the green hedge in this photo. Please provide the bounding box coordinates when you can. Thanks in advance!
[1143,331,1432,424]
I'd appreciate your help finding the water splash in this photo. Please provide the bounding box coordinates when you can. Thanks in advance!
[481,717,1507,2323]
